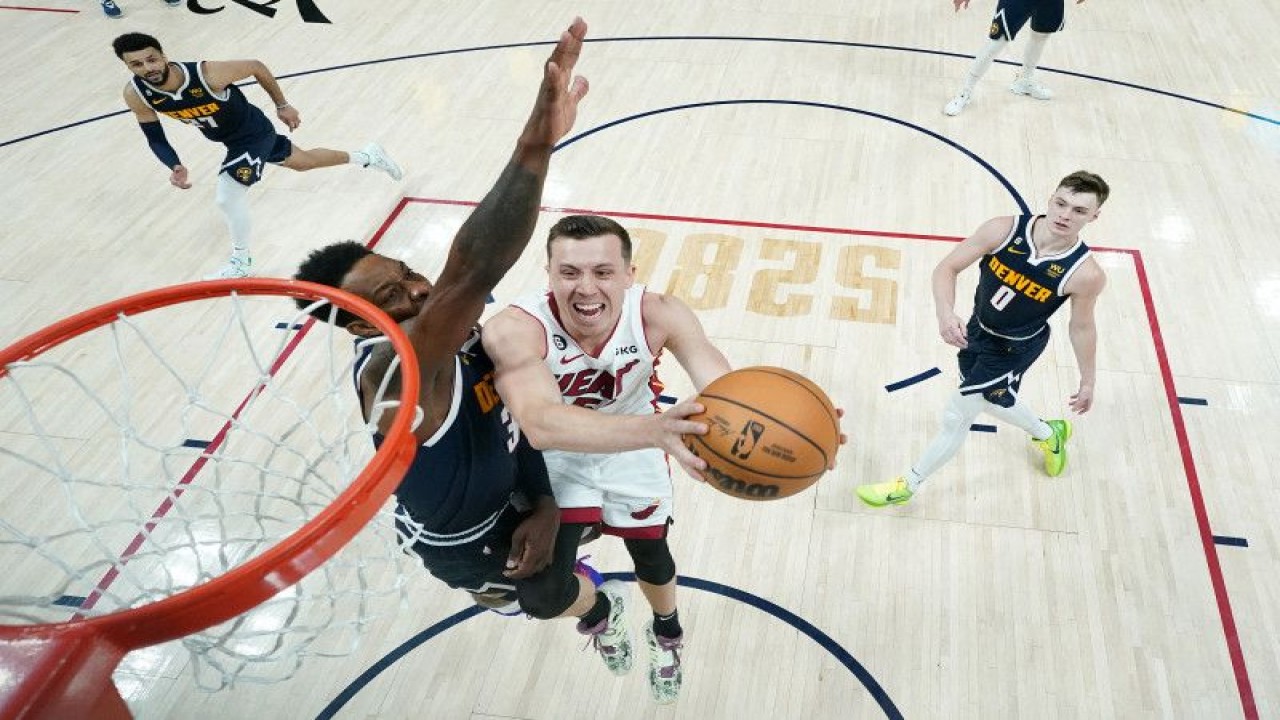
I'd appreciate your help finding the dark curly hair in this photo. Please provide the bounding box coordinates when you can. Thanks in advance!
[112,33,163,59]
[293,241,373,327]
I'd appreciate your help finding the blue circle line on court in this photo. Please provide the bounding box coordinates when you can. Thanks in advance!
[3,35,1276,149]
[553,98,1030,213]
[315,572,903,720]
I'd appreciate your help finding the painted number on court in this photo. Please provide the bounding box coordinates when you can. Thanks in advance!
[628,229,900,324]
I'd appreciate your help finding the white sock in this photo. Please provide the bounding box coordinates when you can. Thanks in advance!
[906,392,987,490]
[215,172,252,260]
[983,400,1053,440]
[1020,32,1050,80]
[962,38,1008,92]
[348,149,370,166]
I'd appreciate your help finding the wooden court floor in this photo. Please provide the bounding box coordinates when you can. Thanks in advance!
[1,1,1277,718]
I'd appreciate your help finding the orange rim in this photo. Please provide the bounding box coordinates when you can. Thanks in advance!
[0,278,419,649]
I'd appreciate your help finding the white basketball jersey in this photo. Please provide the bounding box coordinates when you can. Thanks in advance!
[511,284,663,417]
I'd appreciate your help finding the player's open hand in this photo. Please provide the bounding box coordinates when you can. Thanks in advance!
[169,164,191,189]
[519,17,590,149]
[277,105,301,131]
[653,400,709,481]
[1069,384,1094,414]
[504,496,559,579]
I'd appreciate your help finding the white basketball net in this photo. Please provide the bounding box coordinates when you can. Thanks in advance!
[0,291,424,691]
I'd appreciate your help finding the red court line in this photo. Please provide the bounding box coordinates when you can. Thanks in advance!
[0,5,79,12]
[395,197,1257,719]
[1129,249,1256,719]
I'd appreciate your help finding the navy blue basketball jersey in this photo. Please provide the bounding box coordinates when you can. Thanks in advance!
[972,215,1091,340]
[355,328,522,542]
[130,61,273,144]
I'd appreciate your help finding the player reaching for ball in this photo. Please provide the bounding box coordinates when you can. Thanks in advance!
[857,171,1108,507]
[482,214,733,704]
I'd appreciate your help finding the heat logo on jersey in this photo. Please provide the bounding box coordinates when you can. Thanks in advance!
[556,359,641,408]
[629,499,662,521]
[986,256,1053,303]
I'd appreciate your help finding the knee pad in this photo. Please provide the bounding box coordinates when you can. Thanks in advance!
[625,537,676,586]
[516,569,579,620]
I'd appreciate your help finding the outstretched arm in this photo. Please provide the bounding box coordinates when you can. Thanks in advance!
[933,216,1012,348]
[483,307,710,476]
[1064,258,1106,413]
[375,18,590,437]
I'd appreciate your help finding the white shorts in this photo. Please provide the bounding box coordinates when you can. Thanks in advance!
[543,447,672,539]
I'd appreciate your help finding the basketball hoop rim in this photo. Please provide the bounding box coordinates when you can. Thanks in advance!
[0,278,420,650]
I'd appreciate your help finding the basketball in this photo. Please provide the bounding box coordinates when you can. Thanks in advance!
[682,366,840,501]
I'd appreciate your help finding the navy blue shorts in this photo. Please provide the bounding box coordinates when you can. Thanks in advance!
[398,503,524,603]
[957,317,1050,407]
[989,0,1065,40]
[220,131,292,187]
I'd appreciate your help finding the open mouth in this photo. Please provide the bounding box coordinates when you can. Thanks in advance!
[573,302,604,319]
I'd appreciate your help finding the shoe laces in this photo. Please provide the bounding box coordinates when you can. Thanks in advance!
[651,633,683,678]
[578,618,626,658]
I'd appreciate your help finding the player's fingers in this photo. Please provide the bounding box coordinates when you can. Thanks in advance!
[503,545,528,577]
[671,446,707,473]
[570,76,589,101]
[672,400,705,416]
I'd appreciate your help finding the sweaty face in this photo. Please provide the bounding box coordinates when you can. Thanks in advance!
[341,254,432,325]
[547,234,635,343]
[1045,188,1101,238]
[122,48,171,87]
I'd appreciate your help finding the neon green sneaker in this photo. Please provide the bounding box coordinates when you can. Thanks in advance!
[855,477,914,507]
[1034,419,1073,477]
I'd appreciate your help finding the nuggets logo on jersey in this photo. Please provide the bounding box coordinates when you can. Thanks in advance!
[986,255,1053,303]
[973,215,1091,340]
[473,371,500,413]
[132,61,274,144]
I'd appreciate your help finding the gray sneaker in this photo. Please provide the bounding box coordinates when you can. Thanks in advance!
[943,89,972,116]
[644,622,683,704]
[203,256,251,280]
[577,580,633,676]
[359,142,403,181]
[1009,76,1053,100]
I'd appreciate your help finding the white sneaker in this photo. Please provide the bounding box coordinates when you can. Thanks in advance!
[576,580,634,676]
[359,142,403,181]
[1010,76,1053,100]
[943,90,972,116]
[203,257,251,280]
[644,622,683,704]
